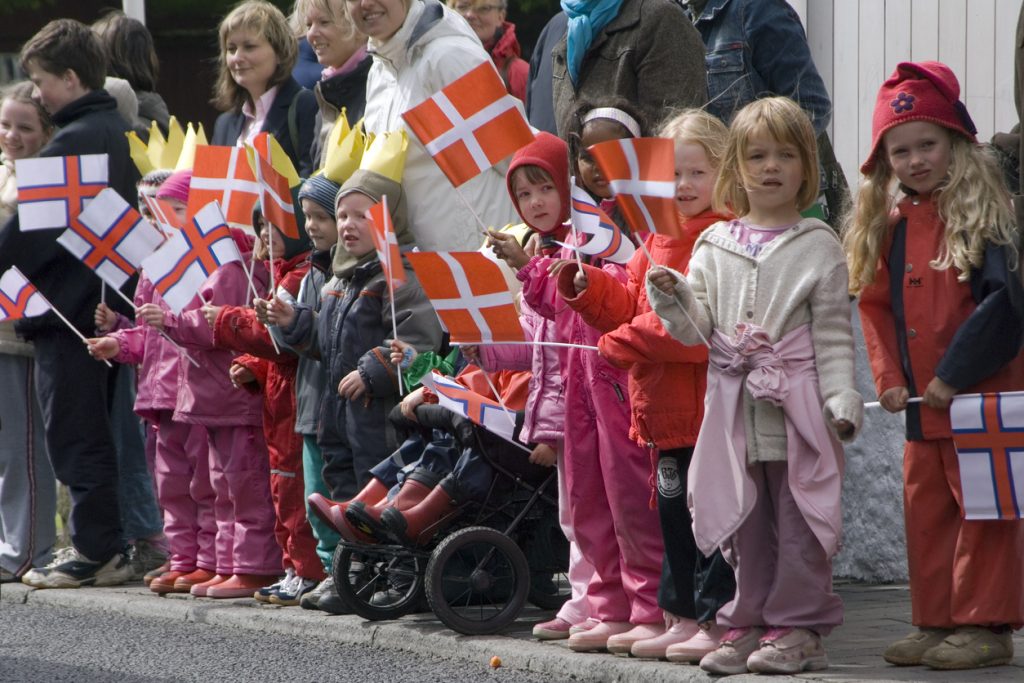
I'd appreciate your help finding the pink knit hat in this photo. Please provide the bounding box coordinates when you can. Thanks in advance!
[861,61,977,173]
[155,169,192,203]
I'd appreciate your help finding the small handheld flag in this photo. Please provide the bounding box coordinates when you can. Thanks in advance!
[247,137,299,239]
[588,137,680,239]
[951,392,1024,520]
[188,145,260,227]
[420,371,519,445]
[557,182,636,264]
[0,267,51,321]
[367,196,406,288]
[15,154,108,232]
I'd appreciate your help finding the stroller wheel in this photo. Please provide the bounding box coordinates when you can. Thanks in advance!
[332,543,425,621]
[425,526,529,635]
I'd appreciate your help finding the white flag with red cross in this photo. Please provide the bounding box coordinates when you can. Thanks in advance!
[406,251,523,344]
[950,392,1024,520]
[248,139,299,238]
[188,145,260,227]
[402,61,535,187]
[588,137,681,239]
[141,200,241,313]
[15,154,108,232]
[0,266,51,321]
[367,196,406,289]
[420,371,516,444]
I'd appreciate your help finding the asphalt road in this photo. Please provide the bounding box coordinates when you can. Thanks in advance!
[0,601,569,683]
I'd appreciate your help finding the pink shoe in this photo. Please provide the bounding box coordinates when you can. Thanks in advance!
[746,627,828,674]
[666,623,729,663]
[532,617,573,640]
[699,627,764,675]
[631,620,700,659]
[607,623,665,656]
[569,618,599,635]
[568,621,633,653]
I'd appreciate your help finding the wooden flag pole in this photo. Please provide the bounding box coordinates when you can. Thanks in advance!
[35,289,112,367]
[108,284,199,368]
[381,195,404,396]
[635,238,710,349]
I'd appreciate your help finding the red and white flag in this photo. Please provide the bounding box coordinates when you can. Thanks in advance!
[402,61,535,187]
[58,187,165,290]
[367,196,406,288]
[406,251,523,344]
[557,182,635,264]
[0,267,51,321]
[142,195,184,239]
[251,143,299,238]
[951,392,1024,520]
[588,137,680,239]
[188,145,260,227]
[141,200,241,313]
[15,154,107,232]
[420,371,517,444]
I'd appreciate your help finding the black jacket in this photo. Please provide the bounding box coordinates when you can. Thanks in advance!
[0,90,140,337]
[211,77,318,178]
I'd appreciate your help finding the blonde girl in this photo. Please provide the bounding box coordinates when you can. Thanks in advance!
[647,96,862,676]
[845,61,1024,671]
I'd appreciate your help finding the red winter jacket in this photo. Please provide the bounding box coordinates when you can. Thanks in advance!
[213,251,310,469]
[486,22,529,102]
[559,210,730,449]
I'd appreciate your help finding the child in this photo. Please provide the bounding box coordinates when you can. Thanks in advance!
[88,169,217,595]
[491,105,666,654]
[558,109,737,660]
[844,61,1024,670]
[466,132,595,641]
[272,166,443,509]
[647,96,862,675]
[205,205,325,606]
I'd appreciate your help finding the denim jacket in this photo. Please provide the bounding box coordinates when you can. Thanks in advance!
[686,0,832,135]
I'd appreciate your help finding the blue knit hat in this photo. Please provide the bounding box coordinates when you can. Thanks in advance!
[298,175,341,216]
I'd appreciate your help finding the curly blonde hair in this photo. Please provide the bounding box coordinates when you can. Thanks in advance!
[843,131,1016,295]
[713,97,819,217]
[658,108,729,171]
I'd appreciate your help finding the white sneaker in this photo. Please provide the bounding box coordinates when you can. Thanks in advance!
[21,547,132,589]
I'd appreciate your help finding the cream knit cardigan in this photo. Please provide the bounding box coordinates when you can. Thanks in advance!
[647,217,862,462]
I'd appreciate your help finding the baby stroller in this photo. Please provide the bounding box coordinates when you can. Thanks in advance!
[330,403,570,635]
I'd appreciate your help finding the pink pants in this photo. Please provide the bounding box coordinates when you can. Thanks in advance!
[206,424,281,575]
[554,443,595,626]
[563,372,663,624]
[154,412,215,572]
[717,461,843,635]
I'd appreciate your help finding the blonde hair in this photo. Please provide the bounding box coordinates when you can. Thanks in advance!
[293,0,357,39]
[213,0,298,112]
[0,81,54,139]
[713,97,819,217]
[843,131,1016,294]
[658,108,729,170]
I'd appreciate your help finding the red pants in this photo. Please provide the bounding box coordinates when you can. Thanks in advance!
[904,439,1024,628]
[268,426,325,581]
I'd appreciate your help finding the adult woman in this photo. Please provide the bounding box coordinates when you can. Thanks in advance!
[447,0,528,101]
[347,0,518,252]
[212,0,318,177]
[0,82,56,584]
[295,0,370,168]
[551,0,707,138]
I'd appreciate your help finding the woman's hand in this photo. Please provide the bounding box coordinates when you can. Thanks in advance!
[923,376,956,410]
[647,266,678,294]
[229,363,256,387]
[265,296,295,328]
[201,304,223,327]
[389,338,417,368]
[136,303,166,330]
[528,443,557,467]
[487,229,530,270]
[94,303,117,333]
[400,386,427,421]
[878,386,909,413]
[86,337,119,361]
[338,369,366,400]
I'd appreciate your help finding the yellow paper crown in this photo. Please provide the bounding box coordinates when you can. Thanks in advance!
[359,129,408,183]
[127,116,190,176]
[322,115,369,185]
[175,122,208,171]
[158,116,185,169]
[127,130,154,176]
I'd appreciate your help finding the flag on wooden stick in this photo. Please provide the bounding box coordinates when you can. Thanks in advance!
[950,391,1024,520]
[588,137,680,238]
[367,196,406,288]
[15,154,107,232]
[0,266,51,321]
[188,146,260,227]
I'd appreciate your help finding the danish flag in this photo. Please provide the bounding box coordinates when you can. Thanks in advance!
[588,137,681,239]
[188,145,260,227]
[558,182,636,264]
[951,392,1024,520]
[250,141,299,238]
[58,188,165,291]
[367,196,406,288]
[406,251,523,344]
[15,154,107,232]
[420,371,517,444]
[0,267,50,321]
[141,201,242,313]
[402,61,535,187]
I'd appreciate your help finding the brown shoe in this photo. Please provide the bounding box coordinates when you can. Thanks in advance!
[173,568,217,591]
[921,626,1014,670]
[143,562,170,587]
[883,628,953,666]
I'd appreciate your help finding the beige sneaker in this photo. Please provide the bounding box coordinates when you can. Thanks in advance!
[699,627,764,675]
[746,627,829,674]
[883,627,954,666]
[920,626,1014,670]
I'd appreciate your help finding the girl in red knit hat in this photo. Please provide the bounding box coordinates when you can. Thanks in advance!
[845,60,1024,670]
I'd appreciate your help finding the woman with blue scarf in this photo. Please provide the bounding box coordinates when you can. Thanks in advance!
[551,0,707,139]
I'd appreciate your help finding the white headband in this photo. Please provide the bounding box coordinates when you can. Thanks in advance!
[582,107,642,138]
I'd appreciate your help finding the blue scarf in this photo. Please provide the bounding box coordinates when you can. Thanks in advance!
[561,0,626,86]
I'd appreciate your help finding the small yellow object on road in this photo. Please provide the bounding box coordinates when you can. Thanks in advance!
[489,656,502,668]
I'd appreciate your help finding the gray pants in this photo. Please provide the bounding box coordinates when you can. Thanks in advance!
[0,354,55,576]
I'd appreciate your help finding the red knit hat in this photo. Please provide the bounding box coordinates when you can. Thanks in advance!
[505,132,570,232]
[861,61,977,173]
[155,169,192,204]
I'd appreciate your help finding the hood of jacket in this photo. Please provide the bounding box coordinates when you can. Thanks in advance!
[332,168,412,278]
[51,90,119,128]
[506,131,570,232]
[370,0,480,69]
[488,21,522,63]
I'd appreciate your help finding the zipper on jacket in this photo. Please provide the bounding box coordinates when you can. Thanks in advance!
[613,382,625,403]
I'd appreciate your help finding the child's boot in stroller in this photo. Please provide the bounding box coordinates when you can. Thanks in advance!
[308,478,389,543]
[347,468,439,542]
[381,477,459,546]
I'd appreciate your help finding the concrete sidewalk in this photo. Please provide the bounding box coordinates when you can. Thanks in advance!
[1,580,1021,682]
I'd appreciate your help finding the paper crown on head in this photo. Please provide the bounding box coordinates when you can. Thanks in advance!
[322,112,369,185]
[358,129,408,183]
[127,116,205,176]
[861,60,978,173]
[175,122,208,172]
